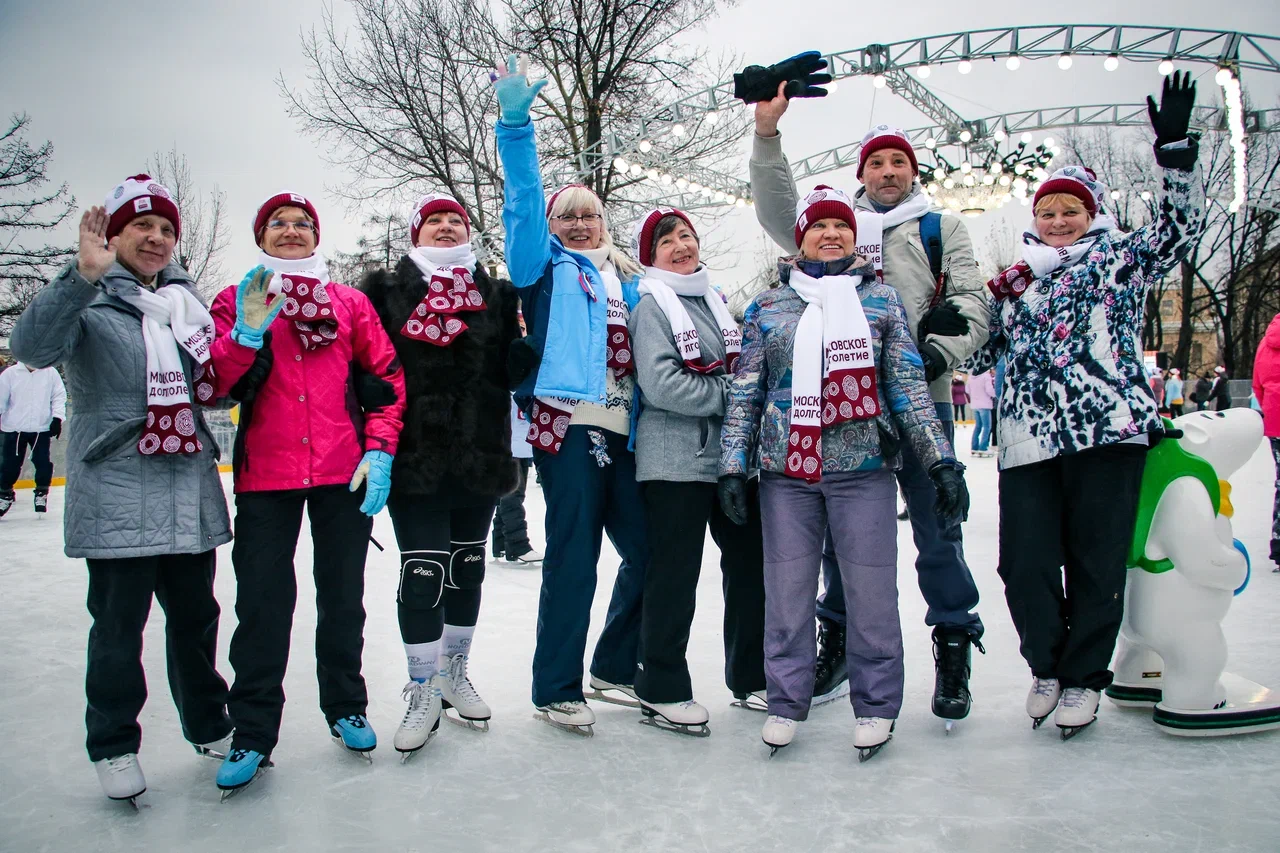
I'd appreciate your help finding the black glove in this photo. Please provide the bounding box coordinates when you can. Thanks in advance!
[353,366,398,412]
[918,342,948,383]
[507,338,540,388]
[48,417,62,439]
[876,422,900,459]
[1148,71,1199,170]
[929,461,970,526]
[918,301,970,339]
[718,475,749,526]
[228,330,274,402]
[733,51,832,104]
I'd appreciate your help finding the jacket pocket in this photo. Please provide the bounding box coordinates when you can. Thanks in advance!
[81,417,146,464]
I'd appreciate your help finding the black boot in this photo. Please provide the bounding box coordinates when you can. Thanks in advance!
[34,488,48,513]
[0,489,14,518]
[1271,539,1280,572]
[813,616,848,704]
[932,626,975,720]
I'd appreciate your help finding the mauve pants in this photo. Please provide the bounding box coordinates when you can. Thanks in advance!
[758,469,902,721]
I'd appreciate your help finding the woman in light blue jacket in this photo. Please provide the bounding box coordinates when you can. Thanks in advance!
[493,55,647,736]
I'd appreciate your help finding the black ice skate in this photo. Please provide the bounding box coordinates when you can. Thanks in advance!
[0,489,14,518]
[638,699,710,737]
[33,488,48,515]
[812,616,849,708]
[932,626,979,733]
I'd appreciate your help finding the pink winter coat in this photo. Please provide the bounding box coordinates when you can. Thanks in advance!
[966,370,996,410]
[210,281,406,492]
[1252,314,1280,438]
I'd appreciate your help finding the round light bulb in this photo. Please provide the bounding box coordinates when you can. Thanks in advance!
[675,178,688,190]
[1215,67,1233,86]
[638,140,652,154]
[1104,55,1120,71]
[916,64,931,79]
[982,175,995,186]
[959,129,973,143]
[705,111,720,126]
[629,163,643,177]
[963,174,976,187]
[994,129,1006,142]
[928,183,940,193]
[1058,54,1073,70]
[613,157,628,171]
[1006,55,1021,71]
[1110,190,1121,200]
[1043,137,1055,148]
[1021,132,1034,144]
[999,175,1011,187]
[661,173,673,185]
[872,74,886,89]
[988,162,1002,174]
[646,169,659,181]
[671,123,686,137]
[957,60,972,74]
[688,182,701,192]
[726,194,737,204]
[960,161,972,173]
[1158,59,1174,76]
[714,190,725,202]
[735,198,746,208]
[924,137,937,150]
[826,80,838,93]
[943,178,955,189]
[1141,190,1152,201]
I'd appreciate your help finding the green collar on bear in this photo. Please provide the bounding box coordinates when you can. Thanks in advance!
[1128,418,1220,573]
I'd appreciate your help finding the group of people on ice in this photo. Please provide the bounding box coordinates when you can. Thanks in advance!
[6,49,1205,803]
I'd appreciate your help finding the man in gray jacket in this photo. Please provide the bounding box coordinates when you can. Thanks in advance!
[749,83,988,723]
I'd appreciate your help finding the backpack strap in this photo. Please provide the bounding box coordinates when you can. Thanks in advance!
[919,211,945,307]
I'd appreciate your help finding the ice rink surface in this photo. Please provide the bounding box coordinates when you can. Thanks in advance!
[2,426,1278,853]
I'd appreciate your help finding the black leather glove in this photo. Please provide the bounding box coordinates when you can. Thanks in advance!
[733,51,832,103]
[919,301,970,339]
[353,366,398,412]
[918,342,948,383]
[48,417,62,439]
[876,422,900,459]
[718,475,749,526]
[507,338,540,388]
[1148,71,1199,170]
[929,461,970,526]
[229,330,274,402]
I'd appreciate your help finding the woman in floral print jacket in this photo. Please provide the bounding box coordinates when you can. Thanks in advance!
[965,73,1205,737]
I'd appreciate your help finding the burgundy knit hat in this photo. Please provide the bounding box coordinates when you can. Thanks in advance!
[105,174,181,240]
[254,192,321,245]
[410,192,470,245]
[630,207,697,267]
[857,125,919,179]
[793,185,857,249]
[545,183,593,216]
[1033,166,1101,216]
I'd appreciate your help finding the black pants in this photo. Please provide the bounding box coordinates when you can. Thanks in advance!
[636,479,766,703]
[226,485,373,754]
[388,496,495,644]
[84,550,230,761]
[1169,403,1184,417]
[997,444,1147,691]
[492,458,532,558]
[955,403,967,421]
[1,430,53,490]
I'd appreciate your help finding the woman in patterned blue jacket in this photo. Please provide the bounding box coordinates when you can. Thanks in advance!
[718,184,968,759]
[967,73,1205,738]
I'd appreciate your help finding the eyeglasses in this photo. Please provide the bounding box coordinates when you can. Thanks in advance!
[266,219,316,233]
[551,213,604,226]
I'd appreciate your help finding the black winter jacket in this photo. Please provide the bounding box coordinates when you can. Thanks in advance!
[362,257,521,499]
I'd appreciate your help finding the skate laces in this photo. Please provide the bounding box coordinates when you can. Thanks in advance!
[400,681,438,730]
[104,755,137,773]
[1032,678,1060,698]
[856,716,882,728]
[448,654,484,705]
[765,715,795,729]
[1060,687,1089,708]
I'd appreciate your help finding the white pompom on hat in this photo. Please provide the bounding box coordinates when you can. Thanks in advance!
[857,125,919,179]
[105,174,180,240]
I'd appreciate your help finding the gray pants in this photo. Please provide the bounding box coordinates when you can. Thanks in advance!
[759,469,903,721]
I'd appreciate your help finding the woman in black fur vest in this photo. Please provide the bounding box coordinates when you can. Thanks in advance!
[361,192,520,758]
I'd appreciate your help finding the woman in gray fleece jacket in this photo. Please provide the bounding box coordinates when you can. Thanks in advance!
[627,208,767,735]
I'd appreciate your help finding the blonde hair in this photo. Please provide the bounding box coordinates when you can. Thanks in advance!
[1033,192,1090,217]
[548,186,643,279]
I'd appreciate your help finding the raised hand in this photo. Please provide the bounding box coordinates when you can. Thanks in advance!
[491,53,548,127]
[734,50,831,104]
[76,206,117,283]
[754,81,791,137]
[1147,70,1197,145]
[231,266,284,349]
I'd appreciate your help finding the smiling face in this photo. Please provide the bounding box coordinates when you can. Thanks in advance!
[862,149,915,207]
[548,205,604,251]
[259,205,318,259]
[417,211,468,247]
[114,214,176,283]
[1034,194,1093,248]
[652,219,700,275]
[799,217,856,261]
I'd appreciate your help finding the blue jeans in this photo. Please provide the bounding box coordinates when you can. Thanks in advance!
[971,409,992,452]
[816,404,984,637]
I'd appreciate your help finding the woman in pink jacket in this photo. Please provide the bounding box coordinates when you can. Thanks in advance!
[965,370,996,457]
[207,192,406,794]
[1252,313,1280,571]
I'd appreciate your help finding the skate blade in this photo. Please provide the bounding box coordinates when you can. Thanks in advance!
[1031,715,1049,730]
[109,791,146,810]
[730,697,768,713]
[443,708,491,732]
[638,716,710,738]
[944,720,956,735]
[331,737,375,762]
[585,688,640,709]
[810,682,851,708]
[764,740,789,758]
[218,761,273,801]
[1058,719,1096,741]
[857,737,892,763]
[193,745,228,761]
[533,711,594,737]
[395,726,440,762]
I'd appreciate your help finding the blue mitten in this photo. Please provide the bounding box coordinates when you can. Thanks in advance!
[232,265,284,349]
[349,449,393,516]
[492,53,548,127]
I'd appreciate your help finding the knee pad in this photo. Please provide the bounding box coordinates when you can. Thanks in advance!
[398,551,446,610]
[448,541,487,589]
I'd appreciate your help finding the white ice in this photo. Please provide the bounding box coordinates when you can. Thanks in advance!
[2,430,1279,853]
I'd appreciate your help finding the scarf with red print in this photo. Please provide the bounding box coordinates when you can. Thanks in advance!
[261,251,339,350]
[637,265,740,375]
[402,243,485,346]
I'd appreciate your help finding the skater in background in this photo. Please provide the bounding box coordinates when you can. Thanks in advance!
[1166,368,1184,417]
[971,72,1204,738]
[719,184,968,759]
[629,207,767,735]
[492,313,545,566]
[747,71,988,726]
[209,191,405,792]
[951,374,968,422]
[493,55,648,736]
[1251,313,1280,571]
[966,369,995,458]
[361,191,520,757]
[1150,367,1167,413]
[1192,372,1213,411]
[991,355,1007,449]
[1209,366,1233,411]
[10,176,233,804]
[0,359,66,516]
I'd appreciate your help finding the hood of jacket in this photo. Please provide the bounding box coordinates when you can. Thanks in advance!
[1266,314,1280,349]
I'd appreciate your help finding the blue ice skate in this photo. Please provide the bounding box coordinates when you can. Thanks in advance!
[329,714,377,761]
[216,748,271,800]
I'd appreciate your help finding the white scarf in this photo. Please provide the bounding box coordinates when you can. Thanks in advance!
[638,265,741,374]
[406,243,478,280]
[260,250,329,293]
[786,269,879,483]
[1018,213,1121,277]
[115,282,216,455]
[853,191,933,280]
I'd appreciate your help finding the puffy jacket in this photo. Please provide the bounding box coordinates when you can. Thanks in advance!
[966,371,996,410]
[965,158,1205,469]
[9,262,231,558]
[0,362,66,433]
[1255,315,1280,436]
[209,280,405,493]
[750,131,990,404]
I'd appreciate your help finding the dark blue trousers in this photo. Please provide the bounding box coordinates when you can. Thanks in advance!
[817,404,984,637]
[531,425,647,706]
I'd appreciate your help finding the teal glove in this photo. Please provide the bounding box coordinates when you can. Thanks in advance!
[349,449,393,516]
[232,265,285,349]
[491,54,548,127]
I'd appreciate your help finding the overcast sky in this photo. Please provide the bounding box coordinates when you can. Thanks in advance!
[1,0,1277,290]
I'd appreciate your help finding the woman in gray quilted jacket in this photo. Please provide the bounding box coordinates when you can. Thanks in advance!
[10,176,233,804]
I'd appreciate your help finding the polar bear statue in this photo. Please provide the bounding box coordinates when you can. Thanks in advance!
[1108,408,1280,736]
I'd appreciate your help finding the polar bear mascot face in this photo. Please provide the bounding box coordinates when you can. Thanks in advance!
[1170,409,1263,479]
